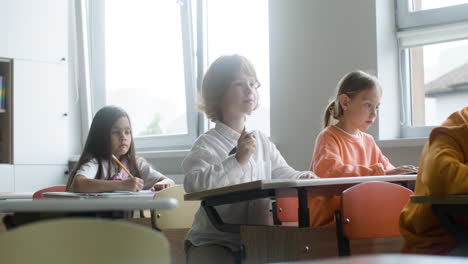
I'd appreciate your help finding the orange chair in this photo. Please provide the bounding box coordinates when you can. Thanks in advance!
[275,197,298,224]
[32,185,66,199]
[334,181,413,256]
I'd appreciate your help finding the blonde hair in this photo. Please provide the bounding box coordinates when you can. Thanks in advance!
[198,55,258,121]
[323,70,381,128]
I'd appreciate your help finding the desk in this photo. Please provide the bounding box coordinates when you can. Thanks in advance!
[186,175,416,231]
[42,191,156,199]
[0,198,178,213]
[411,195,468,244]
[0,192,33,200]
[271,253,468,264]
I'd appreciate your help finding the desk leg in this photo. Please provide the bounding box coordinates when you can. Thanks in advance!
[433,204,468,245]
[298,188,310,228]
[202,201,240,233]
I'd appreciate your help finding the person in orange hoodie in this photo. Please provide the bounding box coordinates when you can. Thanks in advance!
[309,70,418,227]
[400,107,468,255]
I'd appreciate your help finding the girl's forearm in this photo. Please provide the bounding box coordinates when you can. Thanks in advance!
[71,176,123,193]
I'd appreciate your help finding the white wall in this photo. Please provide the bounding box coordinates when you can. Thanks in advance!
[269,0,424,170]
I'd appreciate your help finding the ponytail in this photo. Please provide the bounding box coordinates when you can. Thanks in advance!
[323,101,337,128]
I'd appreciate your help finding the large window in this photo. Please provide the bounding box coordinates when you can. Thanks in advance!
[89,0,270,150]
[397,0,468,137]
[205,0,270,135]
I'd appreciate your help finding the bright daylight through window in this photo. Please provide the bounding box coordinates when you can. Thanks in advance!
[95,0,270,149]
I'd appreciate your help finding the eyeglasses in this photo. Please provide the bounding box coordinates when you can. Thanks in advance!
[231,79,261,90]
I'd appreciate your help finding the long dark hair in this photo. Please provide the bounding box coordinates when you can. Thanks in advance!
[66,106,141,191]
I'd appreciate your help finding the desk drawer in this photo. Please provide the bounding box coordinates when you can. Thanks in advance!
[240,225,337,264]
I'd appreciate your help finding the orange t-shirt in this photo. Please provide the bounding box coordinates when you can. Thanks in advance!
[308,125,394,227]
[400,107,468,255]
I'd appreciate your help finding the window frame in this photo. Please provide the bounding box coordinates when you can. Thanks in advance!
[396,0,468,138]
[88,0,201,151]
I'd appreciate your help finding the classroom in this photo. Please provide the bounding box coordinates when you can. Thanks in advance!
[1,0,468,263]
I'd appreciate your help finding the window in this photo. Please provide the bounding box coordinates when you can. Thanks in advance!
[396,0,468,137]
[204,0,270,135]
[88,0,270,150]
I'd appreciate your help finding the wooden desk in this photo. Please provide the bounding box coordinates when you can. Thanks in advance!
[270,253,468,264]
[186,175,416,231]
[411,194,468,244]
[0,192,33,200]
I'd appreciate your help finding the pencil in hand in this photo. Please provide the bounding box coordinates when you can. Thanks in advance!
[112,154,135,179]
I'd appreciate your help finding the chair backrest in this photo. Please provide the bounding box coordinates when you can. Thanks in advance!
[0,218,170,264]
[275,197,298,223]
[152,185,200,229]
[32,185,66,199]
[341,181,413,239]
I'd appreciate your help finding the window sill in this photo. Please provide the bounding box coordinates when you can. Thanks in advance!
[376,137,428,148]
[137,150,190,159]
[69,150,190,162]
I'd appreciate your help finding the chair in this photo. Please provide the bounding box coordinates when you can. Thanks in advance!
[0,218,170,264]
[151,185,199,264]
[32,185,66,199]
[274,197,298,224]
[334,181,413,256]
[151,185,200,230]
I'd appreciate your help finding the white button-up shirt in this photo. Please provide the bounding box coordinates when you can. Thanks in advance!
[183,122,312,251]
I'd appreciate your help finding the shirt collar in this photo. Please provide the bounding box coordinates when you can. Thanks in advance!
[331,125,362,142]
[214,121,242,142]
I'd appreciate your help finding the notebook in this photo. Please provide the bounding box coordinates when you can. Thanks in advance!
[42,190,156,198]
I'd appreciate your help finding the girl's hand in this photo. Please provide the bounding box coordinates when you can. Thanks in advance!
[235,130,256,166]
[151,182,174,191]
[299,172,319,179]
[385,165,418,175]
[120,178,144,192]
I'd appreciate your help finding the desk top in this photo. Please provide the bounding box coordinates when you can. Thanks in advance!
[272,253,467,264]
[42,191,156,199]
[0,198,178,213]
[185,175,416,201]
[0,192,33,200]
[411,195,468,204]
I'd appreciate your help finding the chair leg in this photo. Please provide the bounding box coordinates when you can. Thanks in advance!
[335,210,350,256]
[271,201,282,225]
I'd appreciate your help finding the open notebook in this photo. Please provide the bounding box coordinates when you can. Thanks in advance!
[42,190,157,198]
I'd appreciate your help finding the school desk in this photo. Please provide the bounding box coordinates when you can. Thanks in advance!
[41,191,157,199]
[0,197,178,213]
[185,175,417,231]
[270,253,468,264]
[185,175,416,263]
[411,194,468,245]
[0,192,33,200]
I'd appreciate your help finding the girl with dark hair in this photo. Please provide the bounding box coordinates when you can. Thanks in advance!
[66,105,174,192]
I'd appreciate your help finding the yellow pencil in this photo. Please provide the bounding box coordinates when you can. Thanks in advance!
[112,154,135,178]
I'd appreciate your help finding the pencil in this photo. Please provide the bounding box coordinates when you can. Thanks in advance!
[112,154,135,178]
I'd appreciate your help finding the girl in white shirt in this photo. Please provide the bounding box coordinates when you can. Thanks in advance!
[66,106,174,192]
[183,55,317,264]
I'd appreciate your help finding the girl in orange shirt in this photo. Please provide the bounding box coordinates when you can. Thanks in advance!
[309,70,417,227]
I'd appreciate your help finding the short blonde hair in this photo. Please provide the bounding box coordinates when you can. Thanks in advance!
[198,55,257,121]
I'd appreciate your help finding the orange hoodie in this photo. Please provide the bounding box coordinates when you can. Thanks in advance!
[400,107,468,255]
[309,125,394,227]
